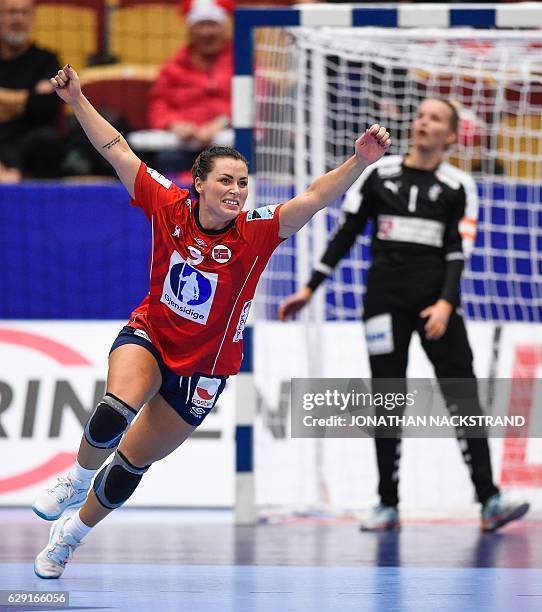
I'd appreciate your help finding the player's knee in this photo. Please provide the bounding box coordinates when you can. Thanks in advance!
[93,449,150,509]
[84,393,137,449]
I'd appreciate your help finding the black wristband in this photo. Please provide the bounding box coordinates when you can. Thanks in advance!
[307,270,328,292]
[440,258,464,307]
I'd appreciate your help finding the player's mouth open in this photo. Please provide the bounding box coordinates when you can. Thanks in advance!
[222,199,239,209]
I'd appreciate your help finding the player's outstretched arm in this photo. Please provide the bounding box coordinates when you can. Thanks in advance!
[51,65,140,198]
[278,124,390,239]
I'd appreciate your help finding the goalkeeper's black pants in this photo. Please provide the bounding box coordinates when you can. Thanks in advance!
[364,295,499,508]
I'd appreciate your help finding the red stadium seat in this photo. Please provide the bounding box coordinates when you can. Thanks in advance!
[80,65,158,131]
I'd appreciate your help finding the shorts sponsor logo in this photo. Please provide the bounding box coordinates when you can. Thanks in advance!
[247,204,278,221]
[365,313,394,355]
[187,245,204,265]
[192,377,221,409]
[161,251,218,324]
[133,329,152,343]
[212,244,232,263]
[233,300,252,342]
[190,405,206,418]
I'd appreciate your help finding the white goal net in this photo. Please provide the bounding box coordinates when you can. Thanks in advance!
[255,26,542,323]
[251,26,542,516]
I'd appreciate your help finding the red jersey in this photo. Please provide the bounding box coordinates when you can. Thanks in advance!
[128,162,283,376]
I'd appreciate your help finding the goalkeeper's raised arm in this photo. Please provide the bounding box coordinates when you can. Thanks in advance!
[278,124,390,239]
[50,64,140,198]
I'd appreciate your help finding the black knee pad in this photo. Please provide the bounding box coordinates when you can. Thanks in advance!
[93,449,150,509]
[84,393,137,449]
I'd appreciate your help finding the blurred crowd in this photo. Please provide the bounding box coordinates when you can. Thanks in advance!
[0,0,525,183]
[0,0,234,183]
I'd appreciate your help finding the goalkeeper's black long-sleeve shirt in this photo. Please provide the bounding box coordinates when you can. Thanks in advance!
[307,155,479,308]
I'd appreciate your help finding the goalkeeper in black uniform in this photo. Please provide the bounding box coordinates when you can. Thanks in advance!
[279,98,529,532]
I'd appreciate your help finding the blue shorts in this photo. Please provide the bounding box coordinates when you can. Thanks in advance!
[109,326,227,427]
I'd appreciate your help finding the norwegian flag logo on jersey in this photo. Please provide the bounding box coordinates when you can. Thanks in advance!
[212,244,232,263]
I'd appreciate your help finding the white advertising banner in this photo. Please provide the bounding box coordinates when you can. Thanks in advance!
[254,320,542,514]
[0,321,234,507]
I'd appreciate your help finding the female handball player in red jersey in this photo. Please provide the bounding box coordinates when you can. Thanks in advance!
[32,64,390,578]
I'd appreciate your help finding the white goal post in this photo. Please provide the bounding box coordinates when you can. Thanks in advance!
[232,3,542,523]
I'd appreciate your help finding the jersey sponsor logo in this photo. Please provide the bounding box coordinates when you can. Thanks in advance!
[233,300,252,342]
[146,166,172,189]
[377,215,445,248]
[192,376,221,409]
[172,225,181,238]
[161,251,218,324]
[428,184,442,202]
[383,180,400,194]
[212,244,232,263]
[365,313,394,356]
[247,204,278,221]
[187,245,204,265]
[194,237,207,248]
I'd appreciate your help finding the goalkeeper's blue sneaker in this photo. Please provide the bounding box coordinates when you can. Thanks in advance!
[360,504,400,532]
[481,492,529,532]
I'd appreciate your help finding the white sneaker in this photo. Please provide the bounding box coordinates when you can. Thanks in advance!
[360,504,400,532]
[481,492,530,532]
[34,515,82,579]
[32,475,89,521]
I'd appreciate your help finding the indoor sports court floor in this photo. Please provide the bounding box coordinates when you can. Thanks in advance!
[1,508,541,611]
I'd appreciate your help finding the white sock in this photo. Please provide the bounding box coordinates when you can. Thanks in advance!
[68,461,97,487]
[64,510,92,542]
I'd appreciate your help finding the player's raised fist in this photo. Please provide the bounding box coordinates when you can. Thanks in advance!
[50,64,82,105]
[355,124,391,165]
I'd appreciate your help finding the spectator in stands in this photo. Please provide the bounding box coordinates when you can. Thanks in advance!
[0,0,61,181]
[147,0,233,177]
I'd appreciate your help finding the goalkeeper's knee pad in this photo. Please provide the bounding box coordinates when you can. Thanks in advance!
[84,393,137,449]
[93,450,150,509]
